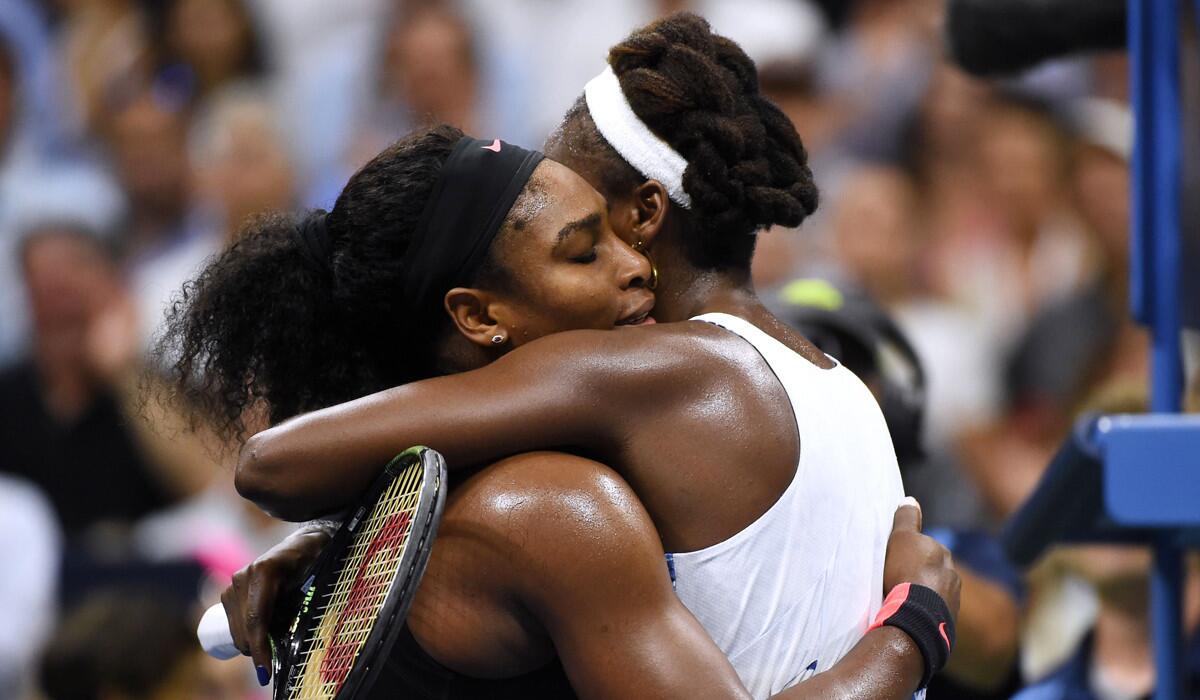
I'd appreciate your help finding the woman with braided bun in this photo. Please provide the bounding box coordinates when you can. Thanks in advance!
[218,13,959,699]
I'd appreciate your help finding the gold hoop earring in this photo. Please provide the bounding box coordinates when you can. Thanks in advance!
[633,240,659,290]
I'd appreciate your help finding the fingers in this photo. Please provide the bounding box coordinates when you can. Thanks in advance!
[892,496,923,534]
[215,525,331,688]
[244,563,277,682]
[220,578,249,657]
[222,562,278,687]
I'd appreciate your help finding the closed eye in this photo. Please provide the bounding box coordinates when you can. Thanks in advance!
[554,213,603,248]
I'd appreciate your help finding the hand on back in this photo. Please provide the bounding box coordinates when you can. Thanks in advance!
[883,498,960,618]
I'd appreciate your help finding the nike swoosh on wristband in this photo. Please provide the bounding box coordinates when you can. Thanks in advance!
[938,622,950,650]
[482,139,502,152]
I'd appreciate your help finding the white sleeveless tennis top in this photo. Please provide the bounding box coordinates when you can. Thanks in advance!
[671,313,906,699]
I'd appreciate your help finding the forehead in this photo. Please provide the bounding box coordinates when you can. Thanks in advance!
[543,112,640,204]
[543,148,607,199]
[22,232,111,275]
[514,159,604,232]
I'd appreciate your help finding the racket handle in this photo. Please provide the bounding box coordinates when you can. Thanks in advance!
[198,603,241,660]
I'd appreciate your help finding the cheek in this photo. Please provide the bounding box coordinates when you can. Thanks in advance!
[518,274,617,334]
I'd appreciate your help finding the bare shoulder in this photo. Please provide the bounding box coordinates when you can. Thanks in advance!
[454,453,646,531]
[448,453,660,570]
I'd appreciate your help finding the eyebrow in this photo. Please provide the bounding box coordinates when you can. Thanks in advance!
[553,212,603,248]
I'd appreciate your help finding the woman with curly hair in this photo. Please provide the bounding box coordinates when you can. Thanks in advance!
[177,13,958,699]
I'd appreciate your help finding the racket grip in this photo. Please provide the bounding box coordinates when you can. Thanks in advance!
[198,603,241,660]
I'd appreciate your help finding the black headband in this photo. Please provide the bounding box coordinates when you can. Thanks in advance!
[403,136,545,316]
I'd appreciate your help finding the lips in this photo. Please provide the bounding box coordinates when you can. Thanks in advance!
[617,311,656,326]
[616,297,656,327]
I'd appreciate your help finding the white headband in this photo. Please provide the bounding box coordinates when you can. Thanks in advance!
[583,65,692,208]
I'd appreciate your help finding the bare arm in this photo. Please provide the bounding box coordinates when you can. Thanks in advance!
[534,529,928,700]
[221,474,956,698]
[237,327,699,520]
[516,464,939,699]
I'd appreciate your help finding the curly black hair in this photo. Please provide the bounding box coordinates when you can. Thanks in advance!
[550,12,819,270]
[156,124,531,440]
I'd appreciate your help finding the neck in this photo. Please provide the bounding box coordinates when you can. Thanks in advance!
[35,350,96,423]
[432,329,494,376]
[651,227,762,322]
[657,268,758,324]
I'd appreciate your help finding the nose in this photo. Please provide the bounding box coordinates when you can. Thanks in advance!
[615,238,651,290]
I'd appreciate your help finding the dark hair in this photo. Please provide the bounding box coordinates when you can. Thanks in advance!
[551,12,818,270]
[157,124,529,439]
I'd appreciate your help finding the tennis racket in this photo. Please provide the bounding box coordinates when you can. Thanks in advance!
[199,446,447,699]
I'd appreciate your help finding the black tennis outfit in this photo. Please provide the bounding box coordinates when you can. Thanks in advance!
[371,623,576,699]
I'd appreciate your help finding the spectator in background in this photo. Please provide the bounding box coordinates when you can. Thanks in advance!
[56,0,150,137]
[815,0,937,164]
[1005,100,1145,438]
[936,96,1091,348]
[1,167,127,374]
[249,0,388,201]
[907,64,998,312]
[909,65,992,186]
[821,164,996,529]
[833,166,923,308]
[151,0,266,107]
[0,221,210,542]
[384,1,478,134]
[834,164,1000,428]
[98,80,219,347]
[39,591,222,700]
[960,97,1141,520]
[98,81,193,261]
[190,86,296,243]
[353,0,483,165]
[0,4,76,367]
[1017,548,1200,700]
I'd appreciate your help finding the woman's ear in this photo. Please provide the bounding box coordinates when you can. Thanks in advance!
[632,180,670,246]
[444,287,507,349]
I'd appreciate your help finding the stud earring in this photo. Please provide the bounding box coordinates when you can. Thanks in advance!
[491,334,506,345]
[633,240,659,290]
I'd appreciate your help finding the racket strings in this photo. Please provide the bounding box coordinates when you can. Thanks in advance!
[285,464,425,700]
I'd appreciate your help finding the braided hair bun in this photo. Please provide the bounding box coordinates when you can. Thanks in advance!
[609,12,818,268]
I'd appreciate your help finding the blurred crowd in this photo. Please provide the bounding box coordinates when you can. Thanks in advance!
[0,0,1195,698]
